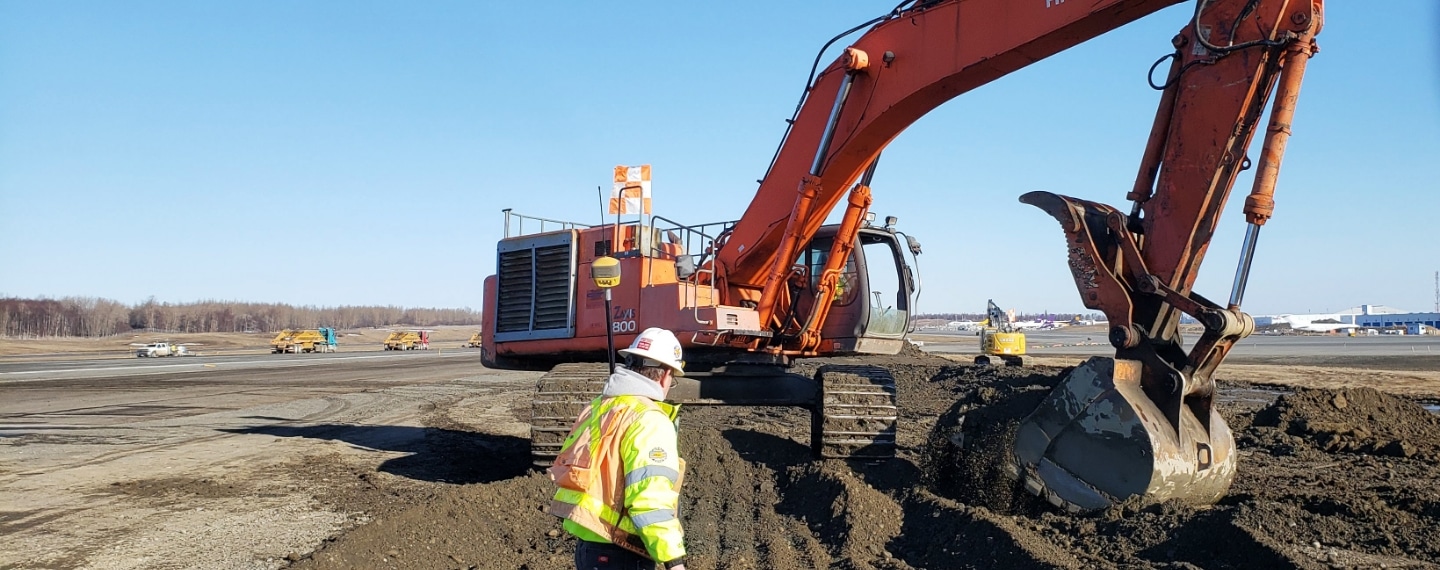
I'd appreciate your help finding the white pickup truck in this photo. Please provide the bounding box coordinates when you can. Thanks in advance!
[133,342,187,357]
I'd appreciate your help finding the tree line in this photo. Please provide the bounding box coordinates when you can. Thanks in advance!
[0,296,482,338]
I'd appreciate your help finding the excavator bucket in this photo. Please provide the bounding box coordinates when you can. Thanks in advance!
[1008,357,1236,512]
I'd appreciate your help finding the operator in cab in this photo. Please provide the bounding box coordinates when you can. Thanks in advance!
[547,327,688,570]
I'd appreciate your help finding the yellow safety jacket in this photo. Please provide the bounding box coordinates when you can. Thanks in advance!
[548,372,685,564]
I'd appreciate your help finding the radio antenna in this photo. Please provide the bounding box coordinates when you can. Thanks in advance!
[597,185,607,225]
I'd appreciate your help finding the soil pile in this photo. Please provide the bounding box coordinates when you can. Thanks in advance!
[289,359,1440,570]
[1251,387,1440,461]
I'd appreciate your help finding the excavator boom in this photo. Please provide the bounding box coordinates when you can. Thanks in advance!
[716,0,1188,319]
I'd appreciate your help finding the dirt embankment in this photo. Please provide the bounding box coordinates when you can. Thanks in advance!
[280,350,1440,570]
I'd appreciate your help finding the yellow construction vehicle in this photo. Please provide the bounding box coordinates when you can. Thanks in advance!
[465,331,483,348]
[271,328,338,353]
[383,330,430,350]
[975,300,1028,366]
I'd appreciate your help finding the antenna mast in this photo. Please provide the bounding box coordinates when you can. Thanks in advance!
[1434,270,1438,313]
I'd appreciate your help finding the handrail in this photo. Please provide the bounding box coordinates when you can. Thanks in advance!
[501,208,592,238]
[647,216,739,325]
[648,216,735,256]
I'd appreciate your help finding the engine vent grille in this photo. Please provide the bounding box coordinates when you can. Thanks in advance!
[494,231,577,342]
[495,249,534,333]
[531,245,573,330]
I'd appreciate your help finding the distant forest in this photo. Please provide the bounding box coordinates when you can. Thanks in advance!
[0,296,483,338]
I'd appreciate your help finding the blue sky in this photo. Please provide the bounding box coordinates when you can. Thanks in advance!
[1,1,1436,315]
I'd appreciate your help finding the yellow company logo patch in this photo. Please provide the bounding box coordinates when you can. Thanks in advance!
[648,447,668,463]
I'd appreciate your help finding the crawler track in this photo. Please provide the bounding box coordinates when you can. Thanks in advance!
[812,365,898,459]
[529,363,609,467]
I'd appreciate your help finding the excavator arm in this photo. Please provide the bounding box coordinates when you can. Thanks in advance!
[1016,0,1322,511]
[711,0,1323,510]
[985,300,1010,334]
[716,0,1192,316]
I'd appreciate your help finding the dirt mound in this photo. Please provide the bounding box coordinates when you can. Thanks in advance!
[291,471,569,570]
[287,359,1440,569]
[922,367,1059,513]
[1252,387,1440,461]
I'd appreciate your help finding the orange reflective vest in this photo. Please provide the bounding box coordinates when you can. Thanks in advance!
[548,393,685,562]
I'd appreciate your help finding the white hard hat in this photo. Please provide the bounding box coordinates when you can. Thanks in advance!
[618,327,685,377]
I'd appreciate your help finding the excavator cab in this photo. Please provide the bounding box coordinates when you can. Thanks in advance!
[791,225,916,355]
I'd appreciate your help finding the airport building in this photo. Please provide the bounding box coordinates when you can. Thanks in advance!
[1250,305,1403,328]
[1354,311,1440,331]
[1252,305,1435,333]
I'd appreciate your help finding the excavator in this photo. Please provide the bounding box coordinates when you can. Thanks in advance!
[975,300,1028,367]
[481,0,1323,512]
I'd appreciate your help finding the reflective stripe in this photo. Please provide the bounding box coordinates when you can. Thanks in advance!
[625,465,680,489]
[630,509,676,529]
[554,488,623,527]
[553,502,652,559]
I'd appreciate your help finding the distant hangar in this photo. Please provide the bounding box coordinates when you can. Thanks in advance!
[1254,305,1439,334]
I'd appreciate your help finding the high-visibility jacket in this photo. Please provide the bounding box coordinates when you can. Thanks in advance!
[548,386,685,564]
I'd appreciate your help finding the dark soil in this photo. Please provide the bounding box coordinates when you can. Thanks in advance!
[1250,387,1440,461]
[287,354,1440,570]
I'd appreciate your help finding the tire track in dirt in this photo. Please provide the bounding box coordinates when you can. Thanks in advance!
[678,411,828,569]
[0,358,537,570]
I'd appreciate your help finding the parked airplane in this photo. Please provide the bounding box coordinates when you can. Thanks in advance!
[1293,322,1360,333]
[1266,314,1359,333]
[948,320,983,332]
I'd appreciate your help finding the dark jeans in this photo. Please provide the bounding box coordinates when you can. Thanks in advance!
[574,540,656,570]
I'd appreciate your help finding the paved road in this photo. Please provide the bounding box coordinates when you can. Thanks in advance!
[0,348,481,383]
[916,329,1440,412]
[916,329,1440,358]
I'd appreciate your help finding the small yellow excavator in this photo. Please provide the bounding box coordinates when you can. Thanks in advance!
[975,300,1028,366]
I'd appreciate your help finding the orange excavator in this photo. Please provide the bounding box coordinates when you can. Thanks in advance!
[482,0,1323,511]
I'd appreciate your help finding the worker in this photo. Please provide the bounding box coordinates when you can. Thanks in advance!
[548,327,688,570]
